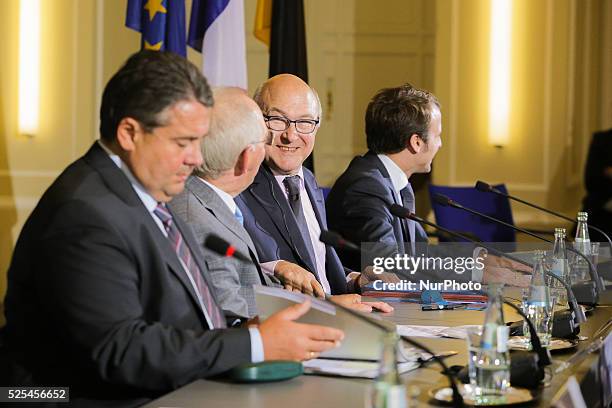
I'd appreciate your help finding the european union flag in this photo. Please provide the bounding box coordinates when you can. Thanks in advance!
[126,0,186,57]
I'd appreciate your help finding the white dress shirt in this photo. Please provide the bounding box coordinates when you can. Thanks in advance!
[271,167,332,294]
[377,154,409,205]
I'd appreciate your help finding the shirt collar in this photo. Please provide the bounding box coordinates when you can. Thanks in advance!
[271,166,305,190]
[377,154,408,193]
[198,177,237,214]
[97,140,158,212]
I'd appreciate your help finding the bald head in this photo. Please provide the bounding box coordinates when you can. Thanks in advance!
[254,74,321,120]
[195,87,267,179]
[253,74,321,175]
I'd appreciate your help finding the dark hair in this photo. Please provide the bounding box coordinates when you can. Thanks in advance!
[365,83,440,154]
[99,50,213,142]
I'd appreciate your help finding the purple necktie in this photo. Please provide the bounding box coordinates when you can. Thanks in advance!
[154,204,225,328]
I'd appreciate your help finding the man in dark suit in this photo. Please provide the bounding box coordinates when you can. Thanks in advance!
[170,87,325,318]
[1,52,344,407]
[326,84,437,271]
[326,84,531,286]
[239,74,393,311]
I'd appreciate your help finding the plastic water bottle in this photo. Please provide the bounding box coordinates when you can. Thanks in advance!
[475,284,510,404]
[573,212,591,282]
[524,250,553,347]
[549,228,570,307]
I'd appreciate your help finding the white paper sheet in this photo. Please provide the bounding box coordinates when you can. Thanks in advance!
[396,324,481,339]
[303,359,420,379]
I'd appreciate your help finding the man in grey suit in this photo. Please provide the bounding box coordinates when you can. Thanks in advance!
[171,88,327,318]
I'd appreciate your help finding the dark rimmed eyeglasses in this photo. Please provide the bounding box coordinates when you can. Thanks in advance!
[263,115,320,134]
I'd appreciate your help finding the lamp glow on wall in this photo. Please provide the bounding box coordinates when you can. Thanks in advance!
[488,0,512,148]
[18,0,41,137]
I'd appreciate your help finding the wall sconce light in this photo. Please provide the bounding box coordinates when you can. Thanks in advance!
[18,0,41,137]
[488,0,512,148]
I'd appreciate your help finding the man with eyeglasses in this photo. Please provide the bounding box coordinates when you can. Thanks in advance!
[237,74,394,311]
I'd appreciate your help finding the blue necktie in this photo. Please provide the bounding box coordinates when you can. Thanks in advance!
[234,205,244,226]
[400,184,417,255]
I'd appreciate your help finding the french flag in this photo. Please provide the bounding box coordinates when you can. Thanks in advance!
[188,0,247,89]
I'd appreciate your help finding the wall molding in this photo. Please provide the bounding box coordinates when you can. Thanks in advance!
[0,196,40,210]
[565,0,579,188]
[448,0,459,184]
[71,0,79,160]
[94,0,104,143]
[541,0,553,192]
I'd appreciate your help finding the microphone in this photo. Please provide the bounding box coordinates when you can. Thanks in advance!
[319,230,360,252]
[433,193,604,298]
[475,180,612,249]
[389,204,587,329]
[204,234,252,263]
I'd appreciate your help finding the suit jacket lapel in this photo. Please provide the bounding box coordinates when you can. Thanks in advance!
[186,177,259,256]
[303,171,327,229]
[187,177,277,286]
[84,143,209,324]
[365,151,410,251]
[171,206,222,306]
[247,165,318,274]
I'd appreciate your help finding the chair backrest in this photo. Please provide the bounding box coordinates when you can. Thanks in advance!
[428,184,516,242]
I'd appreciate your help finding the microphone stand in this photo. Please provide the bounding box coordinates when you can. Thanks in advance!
[432,194,604,297]
[475,180,612,251]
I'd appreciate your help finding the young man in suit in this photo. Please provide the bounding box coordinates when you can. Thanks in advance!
[326,84,439,271]
[1,52,344,407]
[326,83,531,285]
[238,74,395,309]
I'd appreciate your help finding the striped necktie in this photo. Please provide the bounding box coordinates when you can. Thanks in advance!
[282,175,318,273]
[154,204,226,328]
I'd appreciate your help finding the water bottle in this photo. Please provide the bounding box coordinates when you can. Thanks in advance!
[475,284,510,404]
[524,250,553,347]
[369,332,406,408]
[549,228,570,307]
[573,212,591,282]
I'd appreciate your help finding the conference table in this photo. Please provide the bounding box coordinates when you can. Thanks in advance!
[145,289,612,407]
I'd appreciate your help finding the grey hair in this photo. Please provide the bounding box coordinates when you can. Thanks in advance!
[195,87,263,179]
[253,79,322,122]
